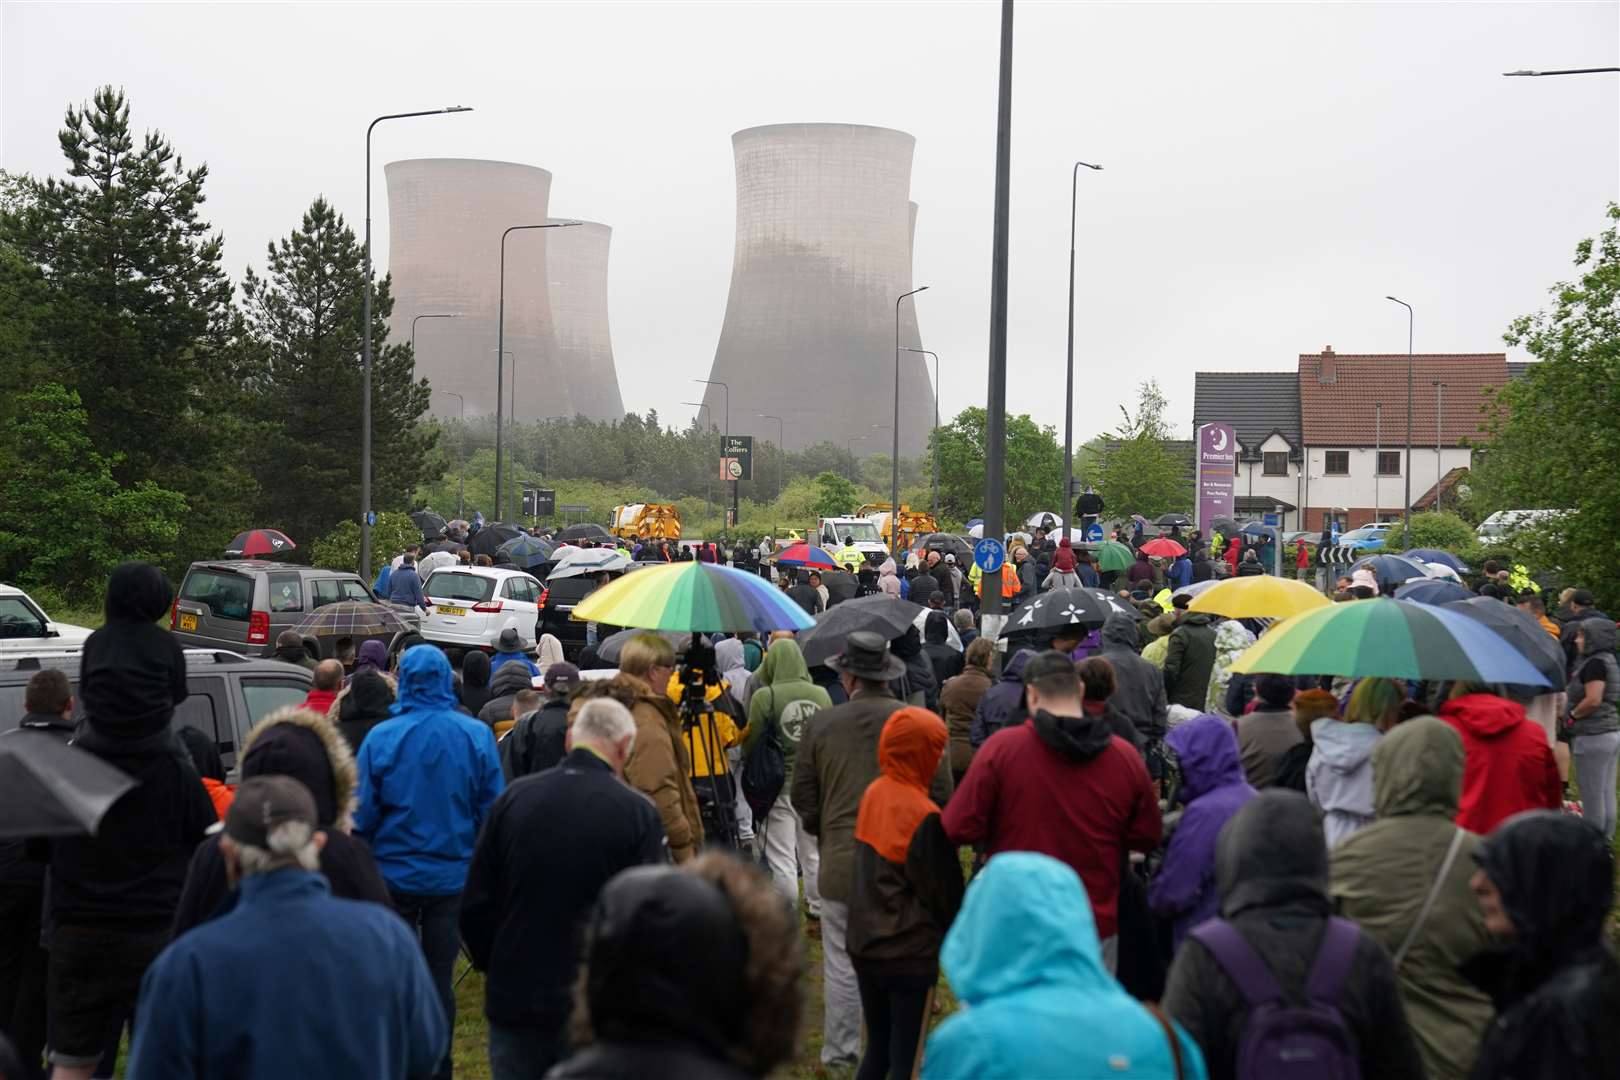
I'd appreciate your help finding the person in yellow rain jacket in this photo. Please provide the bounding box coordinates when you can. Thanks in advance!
[665,669,745,779]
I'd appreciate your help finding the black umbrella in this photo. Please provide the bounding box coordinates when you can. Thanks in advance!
[556,522,613,543]
[821,570,859,606]
[1210,517,1239,534]
[421,539,461,555]
[798,594,925,667]
[595,628,690,665]
[1155,513,1193,527]
[911,532,974,567]
[0,730,138,840]
[410,511,448,540]
[1001,586,1118,638]
[467,522,523,558]
[1442,597,1566,688]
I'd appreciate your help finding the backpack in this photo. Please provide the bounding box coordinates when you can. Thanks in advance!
[739,689,787,817]
[1188,916,1362,1080]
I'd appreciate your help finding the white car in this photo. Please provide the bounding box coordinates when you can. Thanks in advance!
[0,584,93,654]
[419,567,542,653]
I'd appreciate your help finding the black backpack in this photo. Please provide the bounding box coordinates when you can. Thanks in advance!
[739,689,787,816]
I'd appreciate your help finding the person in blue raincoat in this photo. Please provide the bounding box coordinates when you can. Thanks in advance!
[922,851,1207,1079]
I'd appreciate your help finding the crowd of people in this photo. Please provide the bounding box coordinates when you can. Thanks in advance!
[0,529,1616,1080]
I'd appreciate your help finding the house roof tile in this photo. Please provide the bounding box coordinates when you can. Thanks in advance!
[1192,372,1301,450]
[1297,352,1507,446]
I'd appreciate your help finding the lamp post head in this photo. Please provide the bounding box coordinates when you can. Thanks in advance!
[442,105,474,113]
[1077,161,1103,171]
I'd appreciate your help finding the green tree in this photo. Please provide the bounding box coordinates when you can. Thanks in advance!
[0,384,186,598]
[1380,512,1476,553]
[308,512,422,576]
[812,472,860,518]
[1473,203,1620,606]
[241,197,436,544]
[933,407,1064,524]
[1092,380,1190,519]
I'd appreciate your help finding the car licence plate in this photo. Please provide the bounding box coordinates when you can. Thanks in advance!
[436,605,467,617]
[179,613,198,631]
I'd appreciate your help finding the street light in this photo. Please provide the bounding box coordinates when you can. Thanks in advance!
[1386,296,1415,536]
[683,401,715,526]
[410,312,457,356]
[360,104,471,579]
[495,221,580,520]
[433,389,466,521]
[758,414,784,495]
[893,286,929,552]
[1503,67,1619,76]
[1432,380,1446,514]
[901,347,941,520]
[1063,161,1104,545]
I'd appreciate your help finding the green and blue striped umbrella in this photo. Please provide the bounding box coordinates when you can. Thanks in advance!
[572,561,814,634]
[1230,598,1552,686]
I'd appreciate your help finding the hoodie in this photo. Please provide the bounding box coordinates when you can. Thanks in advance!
[478,659,541,728]
[337,670,394,752]
[742,638,831,772]
[1098,613,1171,742]
[1439,693,1562,834]
[1052,537,1078,573]
[923,853,1206,1080]
[1204,620,1256,714]
[352,638,389,681]
[1162,612,1218,710]
[970,648,1033,747]
[1305,717,1381,847]
[1566,616,1619,737]
[79,561,189,738]
[877,558,902,598]
[1149,715,1257,947]
[922,611,963,688]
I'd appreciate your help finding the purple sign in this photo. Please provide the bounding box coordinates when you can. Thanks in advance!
[1196,422,1236,534]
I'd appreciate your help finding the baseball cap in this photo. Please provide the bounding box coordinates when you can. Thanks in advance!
[223,775,317,849]
[544,661,582,695]
[1350,568,1379,592]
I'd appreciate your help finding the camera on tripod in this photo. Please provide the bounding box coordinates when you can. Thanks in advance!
[675,636,743,851]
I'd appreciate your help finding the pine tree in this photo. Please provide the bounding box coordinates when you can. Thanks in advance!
[242,197,435,545]
[1094,379,1191,518]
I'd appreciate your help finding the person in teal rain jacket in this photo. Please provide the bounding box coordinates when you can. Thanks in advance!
[922,851,1207,1080]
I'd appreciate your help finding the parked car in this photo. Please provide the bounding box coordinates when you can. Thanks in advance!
[170,561,382,657]
[1337,525,1391,551]
[0,585,93,654]
[419,566,542,655]
[1477,509,1572,545]
[0,648,312,778]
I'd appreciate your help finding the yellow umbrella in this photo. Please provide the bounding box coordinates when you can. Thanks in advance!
[1187,575,1330,620]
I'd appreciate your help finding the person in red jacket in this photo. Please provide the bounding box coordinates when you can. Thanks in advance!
[941,651,1161,970]
[1224,537,1241,576]
[1438,686,1561,834]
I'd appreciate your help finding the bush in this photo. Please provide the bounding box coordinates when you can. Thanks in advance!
[1382,512,1476,554]
[308,512,421,575]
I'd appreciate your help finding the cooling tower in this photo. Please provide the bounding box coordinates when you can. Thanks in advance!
[384,158,570,421]
[545,218,625,421]
[701,123,933,456]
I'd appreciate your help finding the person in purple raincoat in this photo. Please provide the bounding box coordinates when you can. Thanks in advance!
[1148,713,1257,949]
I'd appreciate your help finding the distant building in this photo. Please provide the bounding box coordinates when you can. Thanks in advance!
[545,219,625,421]
[1193,372,1302,526]
[701,123,933,455]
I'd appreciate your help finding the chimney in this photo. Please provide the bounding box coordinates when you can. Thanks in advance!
[1319,345,1337,384]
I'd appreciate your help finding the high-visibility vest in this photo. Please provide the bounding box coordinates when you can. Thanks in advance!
[1510,564,1536,594]
[999,563,1019,599]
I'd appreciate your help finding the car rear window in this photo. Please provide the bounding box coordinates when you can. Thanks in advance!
[424,572,495,603]
[181,570,253,620]
[546,578,599,604]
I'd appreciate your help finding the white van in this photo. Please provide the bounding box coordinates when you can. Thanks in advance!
[1476,509,1571,545]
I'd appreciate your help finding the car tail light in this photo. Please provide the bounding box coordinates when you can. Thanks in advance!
[472,601,504,614]
[247,610,270,644]
[538,586,549,609]
[170,598,179,630]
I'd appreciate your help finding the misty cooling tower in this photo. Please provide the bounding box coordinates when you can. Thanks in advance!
[544,219,625,421]
[384,158,570,421]
[701,123,933,456]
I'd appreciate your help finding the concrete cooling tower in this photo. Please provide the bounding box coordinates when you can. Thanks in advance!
[384,158,569,421]
[545,219,625,421]
[701,123,934,457]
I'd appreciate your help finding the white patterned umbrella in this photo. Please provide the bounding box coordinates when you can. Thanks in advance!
[999,587,1116,637]
[546,547,633,580]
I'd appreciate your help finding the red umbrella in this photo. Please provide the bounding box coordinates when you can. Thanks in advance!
[1139,537,1187,558]
[224,528,296,558]
[774,542,840,570]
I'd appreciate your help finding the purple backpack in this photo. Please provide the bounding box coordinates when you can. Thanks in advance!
[1188,916,1362,1080]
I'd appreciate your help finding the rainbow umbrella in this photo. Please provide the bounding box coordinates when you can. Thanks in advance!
[1188,575,1330,619]
[774,542,840,570]
[1230,598,1552,686]
[572,562,815,634]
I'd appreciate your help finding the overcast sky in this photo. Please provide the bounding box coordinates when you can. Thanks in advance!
[4,1,1616,443]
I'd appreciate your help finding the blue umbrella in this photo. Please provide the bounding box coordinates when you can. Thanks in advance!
[1443,596,1566,688]
[1393,578,1476,606]
[1353,554,1432,592]
[498,533,554,569]
[1405,548,1469,573]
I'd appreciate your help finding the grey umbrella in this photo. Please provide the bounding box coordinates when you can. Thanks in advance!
[798,594,925,667]
[1442,597,1567,688]
[0,730,137,840]
[595,628,691,665]
[547,547,633,580]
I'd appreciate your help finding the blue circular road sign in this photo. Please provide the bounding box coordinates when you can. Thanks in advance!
[973,537,1006,573]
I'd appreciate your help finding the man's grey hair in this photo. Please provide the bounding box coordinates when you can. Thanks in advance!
[571,697,636,753]
[232,820,320,877]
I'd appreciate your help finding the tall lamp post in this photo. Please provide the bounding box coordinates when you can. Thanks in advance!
[694,378,732,525]
[434,390,466,521]
[1062,160,1104,544]
[1433,381,1446,514]
[845,434,869,481]
[901,346,941,520]
[892,286,929,552]
[683,401,715,527]
[495,221,579,520]
[410,312,458,355]
[758,414,784,496]
[1503,67,1620,76]
[1386,296,1415,536]
[360,105,471,579]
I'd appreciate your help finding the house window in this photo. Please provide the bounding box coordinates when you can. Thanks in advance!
[1324,451,1349,475]
[1377,451,1401,476]
[1263,452,1288,476]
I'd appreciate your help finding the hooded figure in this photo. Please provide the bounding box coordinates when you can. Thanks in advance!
[848,708,964,1079]
[1097,613,1170,743]
[536,633,566,675]
[922,611,963,688]
[172,706,391,936]
[1203,620,1256,714]
[1330,718,1493,1080]
[336,669,395,753]
[923,852,1207,1080]
[1161,791,1426,1080]
[1563,616,1620,840]
[79,561,189,738]
[1162,612,1218,710]
[1042,538,1082,591]
[940,641,994,781]
[1148,715,1257,948]
[1463,811,1620,1080]
[1438,692,1562,834]
[969,648,1033,748]
[877,558,902,598]
[889,626,938,712]
[1306,713,1382,847]
[479,658,542,728]
[274,629,319,671]
[459,649,493,715]
[352,638,389,681]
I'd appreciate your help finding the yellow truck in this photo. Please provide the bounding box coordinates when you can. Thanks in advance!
[610,503,682,540]
[857,503,938,552]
